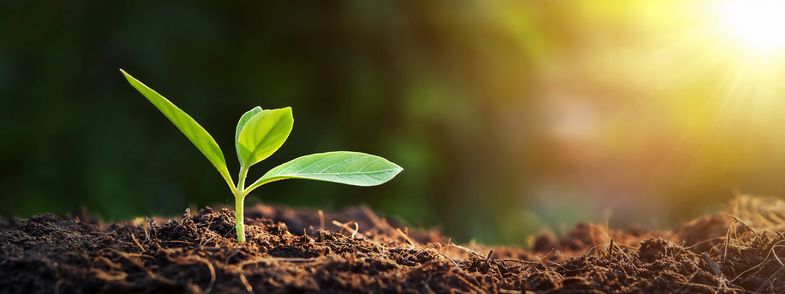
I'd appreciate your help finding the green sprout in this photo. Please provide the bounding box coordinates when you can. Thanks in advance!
[120,69,402,243]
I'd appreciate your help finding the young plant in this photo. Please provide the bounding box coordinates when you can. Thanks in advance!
[120,69,402,243]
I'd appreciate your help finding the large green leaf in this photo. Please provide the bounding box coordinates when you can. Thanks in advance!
[236,107,293,167]
[235,106,262,163]
[120,69,234,188]
[246,151,403,191]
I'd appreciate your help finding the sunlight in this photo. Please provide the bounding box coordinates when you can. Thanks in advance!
[716,0,785,54]
[692,0,785,120]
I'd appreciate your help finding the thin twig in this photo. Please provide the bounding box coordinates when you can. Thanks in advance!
[702,253,722,276]
[731,216,759,238]
[130,233,145,252]
[723,221,735,264]
[317,210,325,230]
[396,228,416,246]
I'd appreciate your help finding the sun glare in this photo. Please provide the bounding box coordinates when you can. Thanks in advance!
[716,0,785,54]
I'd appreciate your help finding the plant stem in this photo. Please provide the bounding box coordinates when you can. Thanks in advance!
[235,165,250,243]
[235,194,246,243]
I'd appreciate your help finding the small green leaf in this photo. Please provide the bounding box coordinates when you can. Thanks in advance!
[120,69,235,188]
[235,106,263,163]
[247,151,403,191]
[236,107,293,167]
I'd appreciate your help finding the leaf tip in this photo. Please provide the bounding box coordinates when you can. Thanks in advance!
[119,69,136,83]
[392,162,404,176]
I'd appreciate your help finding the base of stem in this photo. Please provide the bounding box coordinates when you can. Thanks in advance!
[235,196,246,243]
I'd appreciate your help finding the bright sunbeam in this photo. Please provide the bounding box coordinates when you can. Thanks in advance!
[697,0,785,116]
[716,0,785,54]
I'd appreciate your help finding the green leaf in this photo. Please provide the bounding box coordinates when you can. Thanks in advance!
[120,69,235,188]
[246,151,403,191]
[235,106,263,163]
[236,107,293,167]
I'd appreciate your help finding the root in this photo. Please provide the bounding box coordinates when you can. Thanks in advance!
[332,220,363,239]
[168,255,216,293]
[730,239,785,282]
[101,248,173,285]
[130,233,145,252]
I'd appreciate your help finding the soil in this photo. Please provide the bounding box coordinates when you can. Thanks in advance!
[2,195,785,293]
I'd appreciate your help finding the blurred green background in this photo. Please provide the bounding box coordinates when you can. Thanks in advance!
[4,0,785,244]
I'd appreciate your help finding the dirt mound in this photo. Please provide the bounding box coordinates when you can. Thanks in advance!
[2,196,785,293]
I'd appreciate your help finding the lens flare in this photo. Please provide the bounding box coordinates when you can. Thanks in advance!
[716,0,785,54]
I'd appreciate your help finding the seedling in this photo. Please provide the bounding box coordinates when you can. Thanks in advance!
[120,70,402,243]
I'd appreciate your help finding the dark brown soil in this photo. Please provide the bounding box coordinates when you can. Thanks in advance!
[2,195,785,293]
